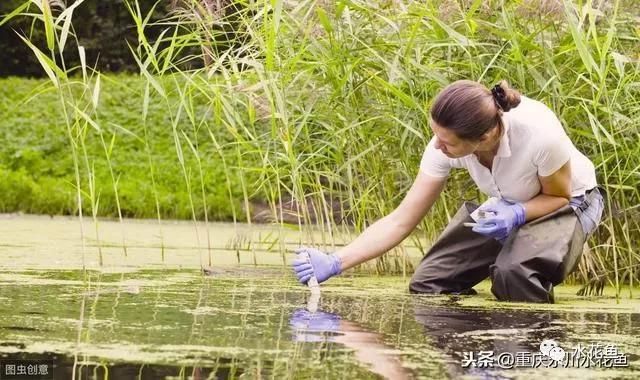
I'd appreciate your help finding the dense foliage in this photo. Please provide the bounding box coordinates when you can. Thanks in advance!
[0,75,246,219]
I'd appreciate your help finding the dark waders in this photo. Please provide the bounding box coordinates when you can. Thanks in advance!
[409,188,604,303]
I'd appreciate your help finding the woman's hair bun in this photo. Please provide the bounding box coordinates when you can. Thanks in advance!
[490,80,521,112]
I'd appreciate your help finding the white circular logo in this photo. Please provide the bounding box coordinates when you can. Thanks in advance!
[549,346,565,361]
[540,339,558,356]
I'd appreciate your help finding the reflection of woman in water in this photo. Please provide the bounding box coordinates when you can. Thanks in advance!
[293,80,604,303]
[289,298,563,378]
[411,301,561,377]
[289,308,411,379]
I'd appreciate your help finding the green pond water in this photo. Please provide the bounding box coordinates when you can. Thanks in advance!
[0,216,638,379]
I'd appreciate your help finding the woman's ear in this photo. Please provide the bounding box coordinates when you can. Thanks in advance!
[478,130,492,142]
[480,124,501,142]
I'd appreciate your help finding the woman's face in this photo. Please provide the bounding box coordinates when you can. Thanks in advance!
[430,121,481,158]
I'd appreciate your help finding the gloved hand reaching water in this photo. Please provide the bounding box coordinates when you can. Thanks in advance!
[472,199,526,242]
[292,247,342,284]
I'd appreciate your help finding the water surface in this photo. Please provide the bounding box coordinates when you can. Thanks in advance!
[0,216,638,379]
[1,269,638,379]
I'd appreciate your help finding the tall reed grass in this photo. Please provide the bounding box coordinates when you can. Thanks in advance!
[3,0,639,296]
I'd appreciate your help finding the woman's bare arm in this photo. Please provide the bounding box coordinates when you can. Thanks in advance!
[523,160,572,221]
[335,172,447,271]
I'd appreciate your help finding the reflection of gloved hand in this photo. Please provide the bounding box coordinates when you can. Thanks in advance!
[472,199,526,242]
[292,247,342,284]
[289,308,341,342]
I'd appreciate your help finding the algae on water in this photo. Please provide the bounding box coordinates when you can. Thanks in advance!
[1,269,638,379]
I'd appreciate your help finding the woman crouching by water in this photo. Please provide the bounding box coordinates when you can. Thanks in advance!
[293,80,604,303]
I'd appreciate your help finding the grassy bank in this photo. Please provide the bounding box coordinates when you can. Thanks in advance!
[1,0,639,292]
[0,75,246,220]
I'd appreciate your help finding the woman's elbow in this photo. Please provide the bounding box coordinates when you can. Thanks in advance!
[387,212,419,235]
[556,191,571,203]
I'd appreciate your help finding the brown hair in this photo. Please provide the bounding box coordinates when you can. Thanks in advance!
[430,80,521,141]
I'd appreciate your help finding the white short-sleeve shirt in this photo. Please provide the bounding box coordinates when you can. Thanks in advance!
[420,96,598,202]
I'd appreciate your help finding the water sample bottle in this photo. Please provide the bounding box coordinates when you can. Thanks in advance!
[304,252,321,296]
[302,252,321,313]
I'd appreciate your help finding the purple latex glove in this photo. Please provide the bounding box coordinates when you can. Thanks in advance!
[292,247,342,284]
[472,199,526,242]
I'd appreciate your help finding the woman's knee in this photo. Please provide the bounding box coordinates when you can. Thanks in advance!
[408,269,441,293]
[409,269,479,295]
[490,261,554,302]
[409,269,460,294]
[490,261,526,282]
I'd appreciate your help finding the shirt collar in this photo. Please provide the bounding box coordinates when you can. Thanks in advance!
[495,115,511,158]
